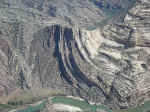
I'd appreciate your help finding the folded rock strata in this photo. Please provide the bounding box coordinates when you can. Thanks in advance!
[0,0,150,110]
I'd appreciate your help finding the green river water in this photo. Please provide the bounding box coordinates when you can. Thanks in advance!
[14,96,150,112]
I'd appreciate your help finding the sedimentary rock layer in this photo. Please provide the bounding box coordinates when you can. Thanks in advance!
[0,0,150,110]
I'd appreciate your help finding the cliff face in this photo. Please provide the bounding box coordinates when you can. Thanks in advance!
[0,23,106,104]
[0,0,150,110]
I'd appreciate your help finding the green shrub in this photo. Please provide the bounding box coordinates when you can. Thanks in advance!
[8,100,23,106]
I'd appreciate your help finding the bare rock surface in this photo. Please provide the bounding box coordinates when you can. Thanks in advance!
[0,0,150,111]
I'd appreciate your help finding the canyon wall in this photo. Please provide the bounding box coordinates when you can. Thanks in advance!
[0,0,150,110]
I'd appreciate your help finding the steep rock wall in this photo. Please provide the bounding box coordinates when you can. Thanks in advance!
[0,0,150,109]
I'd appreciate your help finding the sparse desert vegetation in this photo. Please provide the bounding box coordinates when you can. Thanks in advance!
[0,88,63,111]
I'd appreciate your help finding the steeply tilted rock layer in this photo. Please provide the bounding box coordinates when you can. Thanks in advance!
[0,0,150,110]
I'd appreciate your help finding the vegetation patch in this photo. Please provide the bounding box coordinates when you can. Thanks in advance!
[0,88,63,105]
[0,103,15,109]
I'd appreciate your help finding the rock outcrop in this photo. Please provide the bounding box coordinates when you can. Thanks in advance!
[0,0,150,111]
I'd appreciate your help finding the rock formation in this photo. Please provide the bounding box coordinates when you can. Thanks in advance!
[0,0,150,111]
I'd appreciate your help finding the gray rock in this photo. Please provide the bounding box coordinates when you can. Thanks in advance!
[0,0,150,111]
